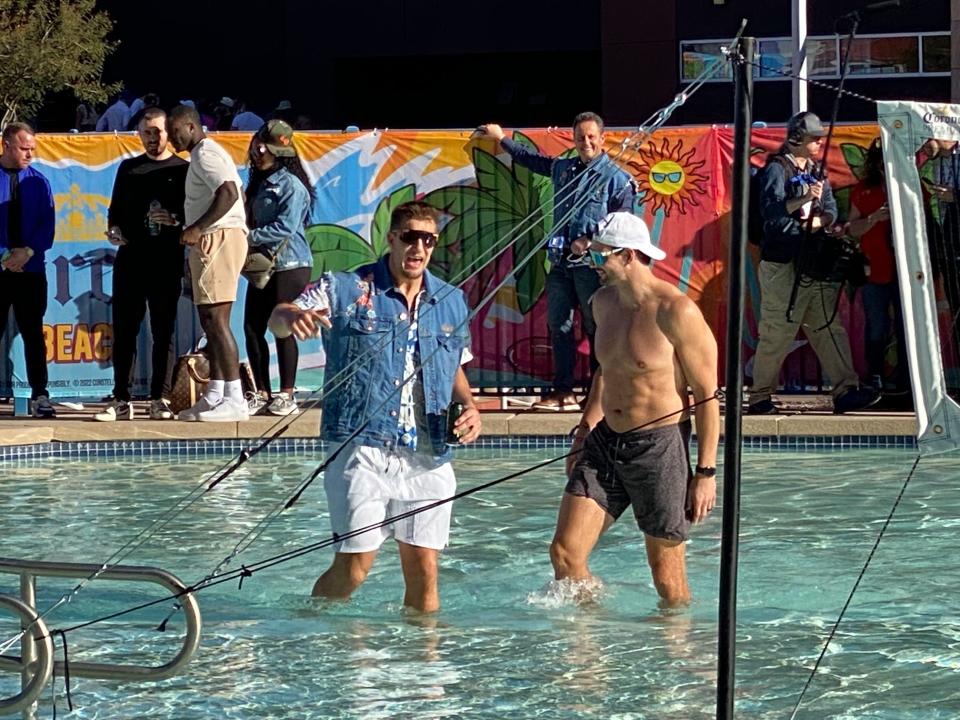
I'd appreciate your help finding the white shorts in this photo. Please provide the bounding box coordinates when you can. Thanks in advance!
[323,443,456,553]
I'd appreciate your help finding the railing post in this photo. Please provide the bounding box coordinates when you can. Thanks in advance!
[19,573,37,720]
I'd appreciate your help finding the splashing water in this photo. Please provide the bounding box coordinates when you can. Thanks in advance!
[526,576,608,608]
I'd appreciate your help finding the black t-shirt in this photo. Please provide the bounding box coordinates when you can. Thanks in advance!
[108,153,188,262]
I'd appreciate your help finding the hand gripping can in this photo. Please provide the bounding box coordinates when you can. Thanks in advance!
[445,402,465,446]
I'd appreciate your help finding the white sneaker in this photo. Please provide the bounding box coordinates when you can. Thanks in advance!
[178,396,214,422]
[266,392,299,416]
[149,399,174,420]
[93,399,133,422]
[246,391,268,415]
[197,398,250,422]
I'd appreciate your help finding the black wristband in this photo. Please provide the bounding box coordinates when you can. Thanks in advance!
[695,465,716,478]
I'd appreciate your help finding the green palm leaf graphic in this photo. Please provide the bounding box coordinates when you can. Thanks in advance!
[423,134,555,310]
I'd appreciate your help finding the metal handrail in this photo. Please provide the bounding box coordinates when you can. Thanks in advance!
[0,557,202,717]
[0,595,53,716]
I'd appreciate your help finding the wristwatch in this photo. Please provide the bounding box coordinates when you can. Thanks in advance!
[695,465,717,478]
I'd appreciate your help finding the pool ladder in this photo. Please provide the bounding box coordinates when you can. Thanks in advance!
[0,557,202,719]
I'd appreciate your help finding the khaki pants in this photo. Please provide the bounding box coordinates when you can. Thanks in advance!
[749,260,858,404]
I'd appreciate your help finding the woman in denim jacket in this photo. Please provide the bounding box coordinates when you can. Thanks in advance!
[244,120,314,416]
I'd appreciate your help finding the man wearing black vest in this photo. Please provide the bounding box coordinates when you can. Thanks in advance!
[0,122,56,418]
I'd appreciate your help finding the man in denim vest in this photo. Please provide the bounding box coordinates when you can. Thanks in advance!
[478,113,635,410]
[269,201,481,612]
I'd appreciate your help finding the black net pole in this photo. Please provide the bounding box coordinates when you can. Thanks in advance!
[717,34,754,720]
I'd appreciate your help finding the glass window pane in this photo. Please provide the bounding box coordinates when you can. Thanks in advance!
[808,37,839,77]
[922,35,950,73]
[680,42,733,81]
[758,39,792,78]
[841,36,919,75]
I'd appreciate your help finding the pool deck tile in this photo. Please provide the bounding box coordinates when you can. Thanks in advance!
[0,398,918,447]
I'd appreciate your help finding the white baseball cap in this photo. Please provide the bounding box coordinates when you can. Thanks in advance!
[594,212,665,261]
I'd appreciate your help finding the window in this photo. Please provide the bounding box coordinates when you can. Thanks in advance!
[922,34,950,73]
[807,37,839,77]
[841,36,919,75]
[681,32,948,83]
[681,42,733,81]
[757,39,792,78]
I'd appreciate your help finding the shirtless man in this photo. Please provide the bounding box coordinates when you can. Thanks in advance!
[549,212,720,608]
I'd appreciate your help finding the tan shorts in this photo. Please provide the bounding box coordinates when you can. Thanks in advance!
[188,227,247,305]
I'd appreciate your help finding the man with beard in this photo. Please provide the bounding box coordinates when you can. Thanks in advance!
[550,212,719,608]
[268,201,482,612]
[97,107,187,421]
[166,104,249,422]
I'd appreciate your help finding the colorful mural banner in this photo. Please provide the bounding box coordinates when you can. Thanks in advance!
[1,125,886,400]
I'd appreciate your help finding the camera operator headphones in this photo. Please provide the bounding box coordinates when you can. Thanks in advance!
[786,111,828,148]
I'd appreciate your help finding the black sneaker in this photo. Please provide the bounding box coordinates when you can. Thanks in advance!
[30,395,56,418]
[833,386,882,414]
[746,399,778,415]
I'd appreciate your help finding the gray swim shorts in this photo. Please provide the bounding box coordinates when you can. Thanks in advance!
[565,419,692,541]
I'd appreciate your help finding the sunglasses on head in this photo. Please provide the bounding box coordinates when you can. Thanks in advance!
[397,229,439,249]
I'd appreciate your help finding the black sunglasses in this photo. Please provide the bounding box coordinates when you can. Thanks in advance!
[397,229,439,249]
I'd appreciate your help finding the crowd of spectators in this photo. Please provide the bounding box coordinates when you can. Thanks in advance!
[74,90,315,133]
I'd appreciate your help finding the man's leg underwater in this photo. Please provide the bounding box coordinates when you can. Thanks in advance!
[313,551,378,600]
[397,542,441,613]
[550,492,614,581]
[644,535,690,608]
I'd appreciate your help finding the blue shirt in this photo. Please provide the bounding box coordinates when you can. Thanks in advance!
[248,167,313,272]
[0,165,55,273]
[500,137,635,257]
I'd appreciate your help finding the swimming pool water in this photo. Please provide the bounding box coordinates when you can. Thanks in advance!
[1,448,958,719]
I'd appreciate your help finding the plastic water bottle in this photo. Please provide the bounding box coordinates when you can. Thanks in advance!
[147,200,161,237]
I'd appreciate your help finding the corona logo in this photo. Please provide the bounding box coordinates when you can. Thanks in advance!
[53,183,110,242]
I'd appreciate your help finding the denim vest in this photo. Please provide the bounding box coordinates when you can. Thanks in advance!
[551,152,633,245]
[248,167,314,272]
[320,257,471,461]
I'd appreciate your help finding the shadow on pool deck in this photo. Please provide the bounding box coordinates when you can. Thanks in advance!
[0,394,918,447]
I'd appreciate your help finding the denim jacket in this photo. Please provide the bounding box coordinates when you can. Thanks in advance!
[300,257,471,462]
[501,137,634,257]
[248,167,313,272]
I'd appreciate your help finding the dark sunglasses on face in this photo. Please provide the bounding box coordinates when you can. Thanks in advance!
[397,229,439,249]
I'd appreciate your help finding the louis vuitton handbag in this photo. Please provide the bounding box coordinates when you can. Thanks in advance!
[169,348,210,414]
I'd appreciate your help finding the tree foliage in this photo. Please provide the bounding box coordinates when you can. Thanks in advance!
[0,0,117,126]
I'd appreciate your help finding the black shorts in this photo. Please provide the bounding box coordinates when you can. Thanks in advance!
[565,419,692,541]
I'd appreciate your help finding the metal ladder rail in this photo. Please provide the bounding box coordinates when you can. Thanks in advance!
[0,558,202,717]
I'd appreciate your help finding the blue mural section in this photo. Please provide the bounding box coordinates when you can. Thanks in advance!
[0,151,322,404]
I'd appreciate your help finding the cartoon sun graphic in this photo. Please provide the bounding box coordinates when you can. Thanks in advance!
[627,138,709,216]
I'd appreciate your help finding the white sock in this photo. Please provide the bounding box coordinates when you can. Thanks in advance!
[205,379,225,404]
[225,379,244,403]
